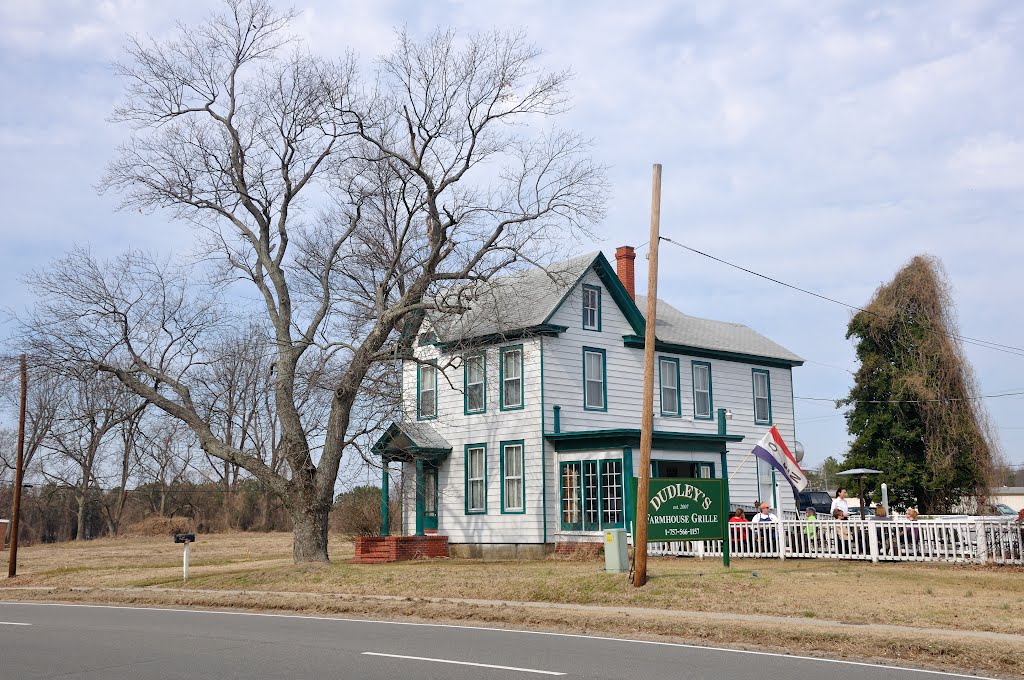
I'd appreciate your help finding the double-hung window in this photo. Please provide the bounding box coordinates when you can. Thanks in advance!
[583,347,606,411]
[417,363,437,419]
[752,369,772,424]
[692,361,712,419]
[501,441,524,513]
[582,284,601,331]
[465,444,487,514]
[500,346,523,410]
[658,357,679,416]
[464,353,485,414]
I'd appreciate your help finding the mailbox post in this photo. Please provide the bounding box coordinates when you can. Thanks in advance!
[174,533,195,584]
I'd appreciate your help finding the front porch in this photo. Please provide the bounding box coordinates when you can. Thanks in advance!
[363,421,452,562]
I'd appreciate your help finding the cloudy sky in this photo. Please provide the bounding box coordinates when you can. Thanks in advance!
[2,1,1023,471]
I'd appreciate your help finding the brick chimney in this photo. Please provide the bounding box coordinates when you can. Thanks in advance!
[614,246,636,301]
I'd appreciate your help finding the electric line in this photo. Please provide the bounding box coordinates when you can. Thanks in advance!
[658,236,1024,358]
[794,390,1024,404]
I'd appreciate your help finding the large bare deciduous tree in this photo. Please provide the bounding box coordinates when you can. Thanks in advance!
[23,0,606,561]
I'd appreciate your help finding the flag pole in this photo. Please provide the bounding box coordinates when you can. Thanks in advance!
[632,163,661,588]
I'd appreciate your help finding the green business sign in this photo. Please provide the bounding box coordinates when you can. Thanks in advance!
[645,477,725,542]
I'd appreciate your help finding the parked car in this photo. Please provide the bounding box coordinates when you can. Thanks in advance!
[989,503,1018,517]
[797,490,833,516]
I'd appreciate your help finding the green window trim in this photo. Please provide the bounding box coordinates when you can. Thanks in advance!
[499,344,525,411]
[752,368,773,425]
[416,361,438,421]
[691,360,713,420]
[500,440,526,514]
[559,461,583,530]
[558,457,624,531]
[582,346,607,411]
[463,352,487,415]
[658,356,680,416]
[582,284,602,331]
[464,443,488,515]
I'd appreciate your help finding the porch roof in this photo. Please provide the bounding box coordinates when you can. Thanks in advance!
[545,428,743,453]
[372,421,452,462]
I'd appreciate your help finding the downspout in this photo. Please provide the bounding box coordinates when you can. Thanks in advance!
[540,336,548,544]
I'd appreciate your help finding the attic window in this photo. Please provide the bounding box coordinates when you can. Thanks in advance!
[582,284,601,331]
[418,331,437,346]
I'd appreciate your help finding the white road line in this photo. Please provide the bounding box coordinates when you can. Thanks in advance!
[0,602,994,679]
[362,652,565,676]
[0,622,31,626]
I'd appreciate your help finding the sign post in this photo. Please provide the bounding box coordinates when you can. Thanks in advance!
[174,533,195,584]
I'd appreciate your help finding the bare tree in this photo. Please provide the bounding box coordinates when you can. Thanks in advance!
[39,372,141,540]
[135,418,196,517]
[0,357,60,481]
[22,1,605,561]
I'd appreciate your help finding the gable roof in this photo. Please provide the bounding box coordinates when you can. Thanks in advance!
[428,251,802,366]
[372,421,452,461]
[430,252,643,347]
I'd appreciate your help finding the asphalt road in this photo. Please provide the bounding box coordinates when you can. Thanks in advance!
[0,602,995,680]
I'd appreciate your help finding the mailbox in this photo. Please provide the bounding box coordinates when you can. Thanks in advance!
[174,533,195,543]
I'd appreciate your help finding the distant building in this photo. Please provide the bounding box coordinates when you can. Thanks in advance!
[991,487,1024,512]
[373,247,803,556]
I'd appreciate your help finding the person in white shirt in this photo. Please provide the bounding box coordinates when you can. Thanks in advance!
[830,487,850,518]
[752,502,779,553]
[752,502,778,522]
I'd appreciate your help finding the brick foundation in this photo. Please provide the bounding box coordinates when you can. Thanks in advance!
[555,541,603,557]
[352,535,449,563]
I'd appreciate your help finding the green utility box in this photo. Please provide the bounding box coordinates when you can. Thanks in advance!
[604,529,628,572]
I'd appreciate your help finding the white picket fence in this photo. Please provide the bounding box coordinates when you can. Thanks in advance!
[646,519,1024,565]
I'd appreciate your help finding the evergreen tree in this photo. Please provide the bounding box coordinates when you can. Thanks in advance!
[839,256,996,513]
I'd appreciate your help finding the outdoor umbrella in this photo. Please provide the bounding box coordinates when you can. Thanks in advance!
[836,468,882,520]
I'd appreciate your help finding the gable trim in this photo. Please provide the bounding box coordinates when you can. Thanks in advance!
[541,252,646,336]
[622,335,803,368]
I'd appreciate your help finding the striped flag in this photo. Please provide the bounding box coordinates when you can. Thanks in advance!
[753,426,807,492]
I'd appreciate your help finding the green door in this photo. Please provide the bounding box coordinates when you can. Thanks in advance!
[423,465,438,531]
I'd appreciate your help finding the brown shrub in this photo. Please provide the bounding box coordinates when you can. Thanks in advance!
[121,515,194,537]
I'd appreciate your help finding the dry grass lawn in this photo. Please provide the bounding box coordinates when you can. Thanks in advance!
[3,532,1023,678]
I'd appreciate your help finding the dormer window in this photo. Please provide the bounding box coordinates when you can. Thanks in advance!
[582,284,601,331]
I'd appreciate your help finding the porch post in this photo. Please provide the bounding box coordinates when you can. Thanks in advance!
[622,446,633,536]
[415,459,425,536]
[380,460,390,537]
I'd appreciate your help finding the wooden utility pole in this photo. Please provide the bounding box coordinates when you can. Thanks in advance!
[633,164,662,588]
[8,354,27,578]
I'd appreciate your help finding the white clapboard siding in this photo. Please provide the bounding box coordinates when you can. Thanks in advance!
[400,262,801,545]
[405,338,547,543]
[543,268,798,516]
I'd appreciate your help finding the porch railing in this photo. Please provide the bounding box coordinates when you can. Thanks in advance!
[644,519,1024,565]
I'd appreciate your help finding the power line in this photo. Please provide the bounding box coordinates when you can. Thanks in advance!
[659,236,1024,358]
[794,390,1024,404]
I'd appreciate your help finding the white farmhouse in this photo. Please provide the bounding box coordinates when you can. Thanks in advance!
[371,246,803,558]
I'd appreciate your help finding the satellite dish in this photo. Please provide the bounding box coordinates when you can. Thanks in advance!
[793,441,805,464]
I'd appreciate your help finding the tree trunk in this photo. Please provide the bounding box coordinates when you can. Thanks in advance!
[76,492,87,541]
[291,503,330,562]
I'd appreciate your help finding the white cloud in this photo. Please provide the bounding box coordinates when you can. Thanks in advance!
[1,0,1023,466]
[947,134,1024,190]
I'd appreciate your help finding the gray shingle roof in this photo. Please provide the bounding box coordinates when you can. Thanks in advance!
[374,421,452,454]
[636,295,804,364]
[428,251,802,365]
[430,252,598,341]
